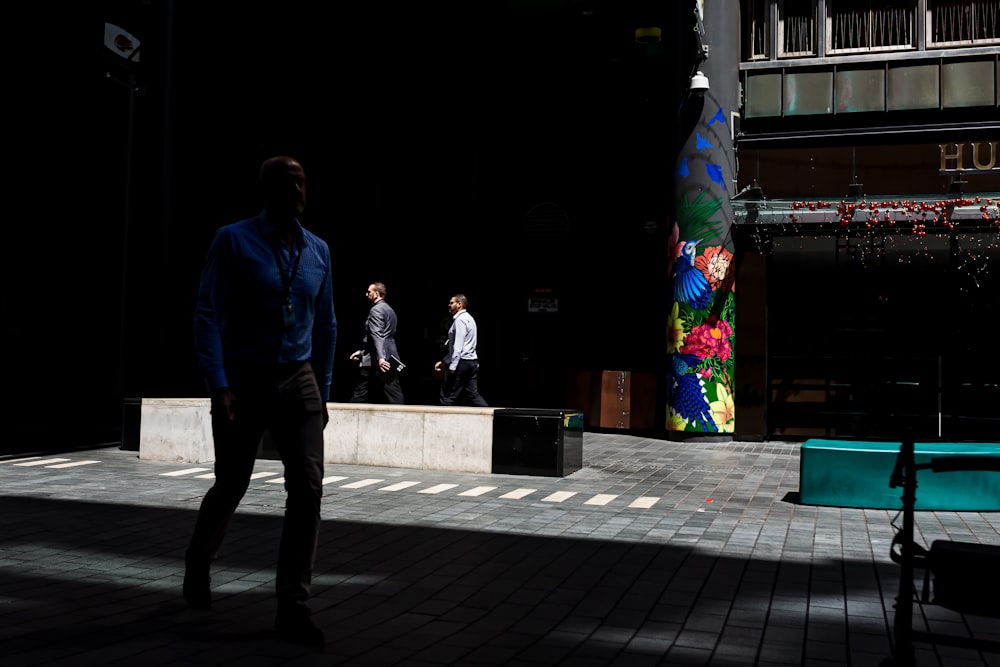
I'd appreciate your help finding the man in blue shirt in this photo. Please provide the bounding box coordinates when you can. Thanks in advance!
[185,155,337,647]
[434,294,488,407]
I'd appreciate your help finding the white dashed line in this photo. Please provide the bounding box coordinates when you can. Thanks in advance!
[380,481,421,491]
[47,460,101,469]
[12,456,676,510]
[458,486,497,497]
[320,476,348,485]
[0,457,42,464]
[500,488,537,499]
[14,458,71,467]
[541,491,577,502]
[419,484,459,494]
[341,478,383,489]
[162,467,211,477]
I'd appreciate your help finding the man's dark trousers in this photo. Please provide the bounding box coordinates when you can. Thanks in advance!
[440,358,487,407]
[349,367,404,404]
[186,360,326,610]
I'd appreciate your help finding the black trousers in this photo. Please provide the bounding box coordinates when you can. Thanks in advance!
[439,358,488,406]
[186,361,326,610]
[349,367,404,404]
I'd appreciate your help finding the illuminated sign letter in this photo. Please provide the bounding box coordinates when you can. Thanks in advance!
[972,141,998,171]
[939,143,963,172]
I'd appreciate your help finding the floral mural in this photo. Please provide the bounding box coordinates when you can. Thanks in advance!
[669,116,737,434]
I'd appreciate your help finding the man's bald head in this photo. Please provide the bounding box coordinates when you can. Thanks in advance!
[260,156,306,220]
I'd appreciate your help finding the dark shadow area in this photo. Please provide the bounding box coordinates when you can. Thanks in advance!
[2,493,977,666]
[780,491,801,505]
[6,0,685,454]
[0,443,126,463]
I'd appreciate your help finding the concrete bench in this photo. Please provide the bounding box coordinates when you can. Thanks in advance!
[137,399,583,476]
[799,439,1000,510]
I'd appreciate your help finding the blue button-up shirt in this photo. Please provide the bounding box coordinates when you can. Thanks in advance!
[193,211,337,399]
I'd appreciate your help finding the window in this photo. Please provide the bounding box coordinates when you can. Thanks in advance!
[829,0,916,52]
[836,67,887,112]
[785,70,835,113]
[780,0,817,56]
[929,0,1000,46]
[744,0,772,60]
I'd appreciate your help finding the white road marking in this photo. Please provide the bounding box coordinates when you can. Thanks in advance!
[419,484,459,494]
[320,476,348,485]
[500,488,537,499]
[541,491,577,502]
[341,478,383,489]
[14,458,71,467]
[9,456,676,510]
[380,481,420,491]
[0,456,42,464]
[458,486,497,497]
[162,467,211,477]
[47,460,101,469]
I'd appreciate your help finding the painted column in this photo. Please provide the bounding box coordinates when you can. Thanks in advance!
[667,0,740,436]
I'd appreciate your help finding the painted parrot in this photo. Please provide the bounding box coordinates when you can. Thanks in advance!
[673,240,714,309]
[670,353,716,432]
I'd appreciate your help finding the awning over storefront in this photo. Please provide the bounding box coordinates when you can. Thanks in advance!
[733,192,1000,234]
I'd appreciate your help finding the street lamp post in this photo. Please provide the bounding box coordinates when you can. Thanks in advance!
[105,21,142,448]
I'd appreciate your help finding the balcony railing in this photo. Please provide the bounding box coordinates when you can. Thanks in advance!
[931,0,1000,46]
[830,1,916,52]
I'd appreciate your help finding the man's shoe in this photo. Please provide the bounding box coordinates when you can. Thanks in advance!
[275,608,325,647]
[182,567,212,610]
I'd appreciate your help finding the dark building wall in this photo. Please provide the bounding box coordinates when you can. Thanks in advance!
[5,1,687,452]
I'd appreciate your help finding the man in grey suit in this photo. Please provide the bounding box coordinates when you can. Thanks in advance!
[349,282,404,404]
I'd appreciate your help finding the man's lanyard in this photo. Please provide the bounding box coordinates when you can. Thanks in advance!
[272,240,303,327]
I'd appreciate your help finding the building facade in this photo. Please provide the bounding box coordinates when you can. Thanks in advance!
[730,0,999,442]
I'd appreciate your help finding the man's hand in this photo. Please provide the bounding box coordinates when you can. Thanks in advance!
[349,350,362,362]
[211,387,238,421]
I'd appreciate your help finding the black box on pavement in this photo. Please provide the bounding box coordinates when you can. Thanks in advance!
[492,408,584,477]
[121,397,141,451]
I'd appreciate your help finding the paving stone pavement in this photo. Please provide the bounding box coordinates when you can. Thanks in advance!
[1,433,997,666]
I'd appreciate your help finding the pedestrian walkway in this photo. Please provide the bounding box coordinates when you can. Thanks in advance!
[1,433,997,666]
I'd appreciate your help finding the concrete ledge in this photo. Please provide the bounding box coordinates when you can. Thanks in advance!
[139,398,214,463]
[323,403,495,473]
[138,399,497,473]
[799,439,1000,510]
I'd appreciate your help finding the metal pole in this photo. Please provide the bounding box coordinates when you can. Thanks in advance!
[117,68,137,447]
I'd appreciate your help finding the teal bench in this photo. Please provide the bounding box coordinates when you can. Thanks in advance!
[799,439,1000,510]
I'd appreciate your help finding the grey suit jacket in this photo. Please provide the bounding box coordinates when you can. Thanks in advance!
[359,299,400,368]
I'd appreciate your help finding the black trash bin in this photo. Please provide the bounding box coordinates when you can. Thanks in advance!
[492,408,584,477]
[121,397,141,451]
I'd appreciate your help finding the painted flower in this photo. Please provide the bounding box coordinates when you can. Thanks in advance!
[667,302,685,353]
[667,411,689,431]
[694,245,735,291]
[679,316,733,362]
[709,383,735,432]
